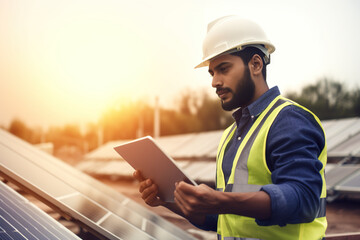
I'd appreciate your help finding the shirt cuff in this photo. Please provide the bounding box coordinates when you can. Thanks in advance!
[256,184,289,226]
[190,214,218,231]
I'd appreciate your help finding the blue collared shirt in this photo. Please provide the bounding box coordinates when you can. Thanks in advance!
[196,86,325,231]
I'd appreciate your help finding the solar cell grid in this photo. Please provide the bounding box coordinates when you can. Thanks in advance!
[0,181,81,240]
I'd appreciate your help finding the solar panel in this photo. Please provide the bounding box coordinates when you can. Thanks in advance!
[328,119,360,148]
[335,169,360,193]
[183,161,216,182]
[84,131,224,162]
[167,131,221,159]
[328,132,360,157]
[0,129,196,240]
[0,181,81,240]
[324,118,358,140]
[325,165,360,191]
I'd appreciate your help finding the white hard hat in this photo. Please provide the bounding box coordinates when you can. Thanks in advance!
[195,16,275,68]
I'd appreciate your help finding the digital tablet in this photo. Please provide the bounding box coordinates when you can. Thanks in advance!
[113,136,197,202]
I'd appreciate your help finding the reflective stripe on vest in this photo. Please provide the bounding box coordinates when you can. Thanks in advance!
[224,98,286,193]
[216,95,327,240]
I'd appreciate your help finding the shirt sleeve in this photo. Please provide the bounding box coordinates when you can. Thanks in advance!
[190,214,218,231]
[255,105,325,226]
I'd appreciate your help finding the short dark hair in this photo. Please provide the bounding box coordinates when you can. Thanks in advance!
[231,47,267,80]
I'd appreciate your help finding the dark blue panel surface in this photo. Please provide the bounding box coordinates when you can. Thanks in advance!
[0,181,80,240]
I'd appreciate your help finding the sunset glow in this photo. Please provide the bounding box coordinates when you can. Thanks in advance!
[1,0,359,129]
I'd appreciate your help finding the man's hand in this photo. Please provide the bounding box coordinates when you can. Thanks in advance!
[174,181,221,217]
[133,171,206,225]
[133,170,165,207]
[174,181,271,220]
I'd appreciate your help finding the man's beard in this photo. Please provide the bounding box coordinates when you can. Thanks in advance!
[221,67,255,111]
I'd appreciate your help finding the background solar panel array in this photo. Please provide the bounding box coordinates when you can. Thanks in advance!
[80,118,360,182]
[84,117,360,163]
[1,117,360,239]
[81,117,360,202]
[0,129,196,240]
[0,181,81,240]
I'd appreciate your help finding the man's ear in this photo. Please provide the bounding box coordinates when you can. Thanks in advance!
[249,54,263,76]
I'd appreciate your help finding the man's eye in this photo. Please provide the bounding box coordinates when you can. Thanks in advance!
[220,67,228,73]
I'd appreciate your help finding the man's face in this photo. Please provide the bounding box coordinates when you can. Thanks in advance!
[208,54,255,111]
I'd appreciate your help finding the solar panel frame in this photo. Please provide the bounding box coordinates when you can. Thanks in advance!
[0,129,196,240]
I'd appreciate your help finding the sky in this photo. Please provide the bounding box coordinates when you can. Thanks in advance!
[1,0,359,130]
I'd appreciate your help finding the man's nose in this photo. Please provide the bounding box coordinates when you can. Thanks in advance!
[212,74,223,88]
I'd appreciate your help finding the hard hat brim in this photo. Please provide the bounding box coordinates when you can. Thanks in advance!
[195,43,275,69]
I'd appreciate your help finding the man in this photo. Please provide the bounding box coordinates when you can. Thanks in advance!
[134,15,327,240]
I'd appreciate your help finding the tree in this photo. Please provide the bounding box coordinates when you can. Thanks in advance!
[8,118,41,144]
[196,91,233,131]
[97,88,233,141]
[285,78,359,120]
[352,89,360,116]
[45,124,83,152]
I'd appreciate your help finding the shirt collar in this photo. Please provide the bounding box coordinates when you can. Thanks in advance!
[232,86,281,123]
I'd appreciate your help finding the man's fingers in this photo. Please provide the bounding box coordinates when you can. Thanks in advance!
[176,181,198,196]
[133,170,164,207]
[174,191,188,215]
[141,181,158,199]
[145,191,160,206]
[142,183,165,207]
[174,182,195,215]
[139,179,152,193]
[133,170,145,182]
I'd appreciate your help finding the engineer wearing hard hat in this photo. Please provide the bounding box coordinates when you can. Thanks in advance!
[134,15,327,240]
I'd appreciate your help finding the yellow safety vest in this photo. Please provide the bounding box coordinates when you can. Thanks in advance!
[216,95,327,240]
